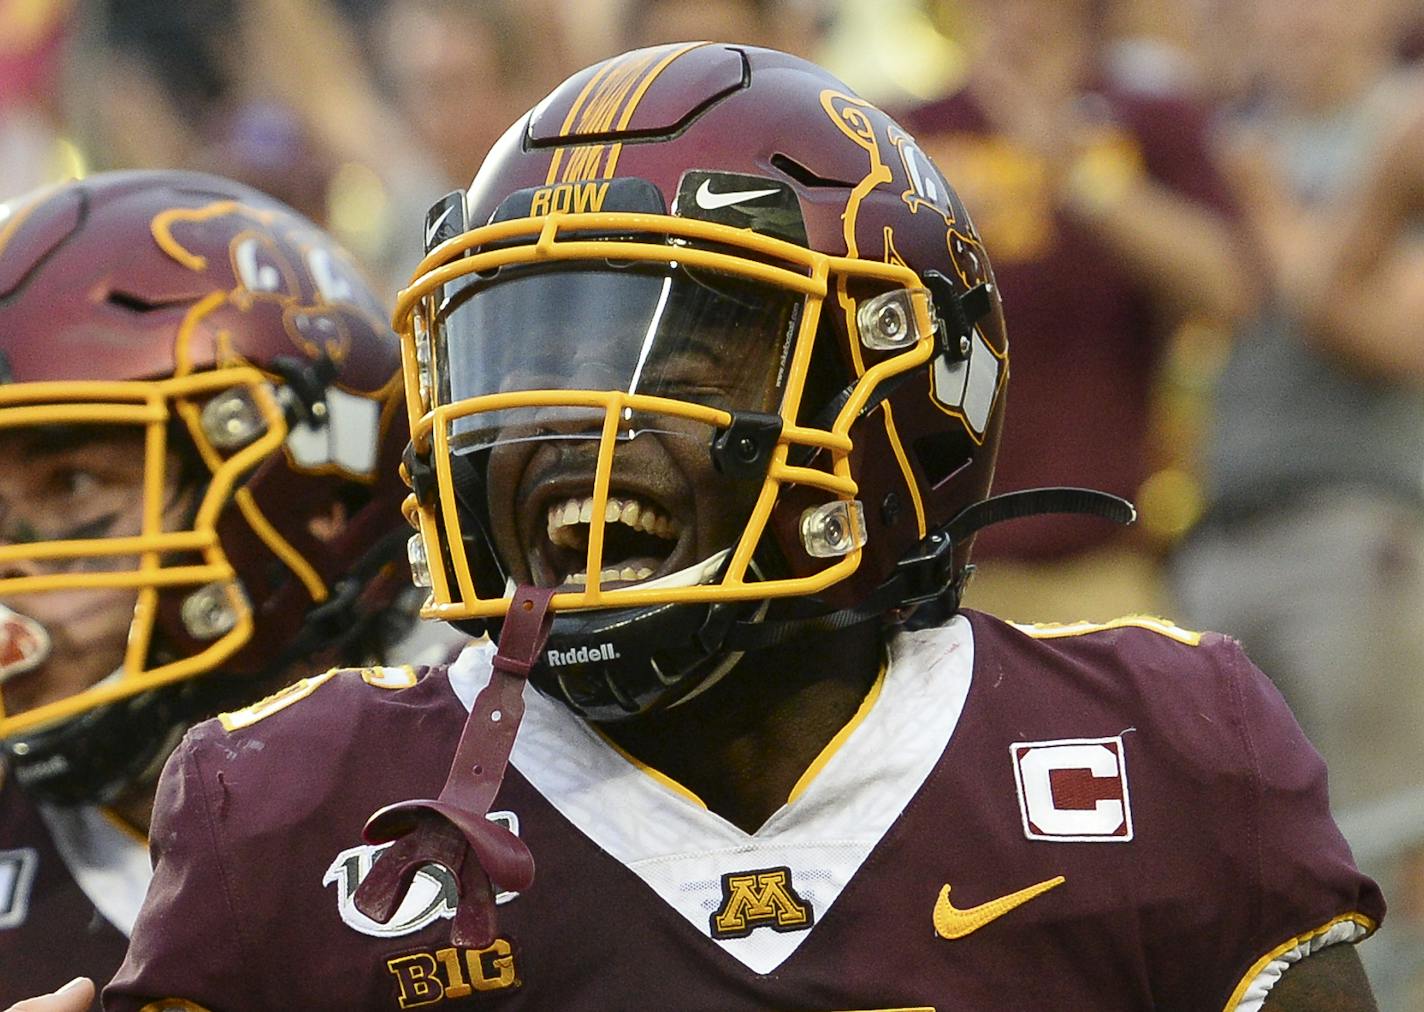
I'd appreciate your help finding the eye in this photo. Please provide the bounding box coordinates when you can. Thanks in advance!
[661,379,733,408]
[52,467,99,499]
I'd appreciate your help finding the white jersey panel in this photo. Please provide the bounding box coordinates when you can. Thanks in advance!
[447,616,975,973]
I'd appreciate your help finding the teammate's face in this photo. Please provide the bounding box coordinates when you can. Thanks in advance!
[483,345,765,593]
[0,427,184,714]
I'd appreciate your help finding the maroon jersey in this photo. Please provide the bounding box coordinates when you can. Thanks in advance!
[0,767,138,1009]
[900,86,1238,561]
[107,614,1381,1010]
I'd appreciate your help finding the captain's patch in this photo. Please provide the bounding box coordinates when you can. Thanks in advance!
[709,866,814,939]
[324,812,521,938]
[1011,736,1133,842]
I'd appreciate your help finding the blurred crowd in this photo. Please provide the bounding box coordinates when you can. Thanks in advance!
[3,0,1424,1004]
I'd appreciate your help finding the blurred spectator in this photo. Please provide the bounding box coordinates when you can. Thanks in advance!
[0,0,80,197]
[1100,0,1200,100]
[373,0,568,191]
[615,0,820,58]
[61,0,359,231]
[193,103,339,228]
[1167,0,1424,1001]
[899,0,1250,623]
[67,0,237,173]
[50,0,584,297]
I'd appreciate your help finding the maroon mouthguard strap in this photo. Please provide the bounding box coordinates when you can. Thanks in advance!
[353,586,556,948]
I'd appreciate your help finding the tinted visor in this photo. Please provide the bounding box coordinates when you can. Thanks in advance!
[433,261,800,453]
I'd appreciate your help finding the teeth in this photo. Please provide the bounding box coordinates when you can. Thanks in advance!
[563,565,655,588]
[545,495,681,541]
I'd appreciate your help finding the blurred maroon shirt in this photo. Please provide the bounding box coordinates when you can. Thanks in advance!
[901,85,1237,560]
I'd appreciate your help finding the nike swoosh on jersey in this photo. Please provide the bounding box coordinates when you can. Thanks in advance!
[694,179,781,210]
[932,875,1065,940]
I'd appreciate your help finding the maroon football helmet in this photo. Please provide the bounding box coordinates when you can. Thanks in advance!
[0,171,409,801]
[396,45,1119,719]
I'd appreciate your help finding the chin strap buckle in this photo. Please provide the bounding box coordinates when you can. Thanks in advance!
[353,585,555,948]
[893,530,958,607]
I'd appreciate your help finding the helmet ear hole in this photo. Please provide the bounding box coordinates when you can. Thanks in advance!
[912,428,975,491]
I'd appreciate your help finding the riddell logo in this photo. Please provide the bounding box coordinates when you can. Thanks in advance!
[544,643,620,666]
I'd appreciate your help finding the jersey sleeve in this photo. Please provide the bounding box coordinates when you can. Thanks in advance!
[1214,637,1385,1011]
[103,730,256,1011]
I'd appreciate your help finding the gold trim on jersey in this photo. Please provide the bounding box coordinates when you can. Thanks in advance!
[218,669,339,731]
[1010,615,1204,647]
[592,727,709,810]
[1223,912,1377,1011]
[359,664,420,690]
[787,657,887,805]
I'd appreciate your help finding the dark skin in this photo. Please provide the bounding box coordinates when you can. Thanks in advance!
[1262,944,1378,1011]
[606,621,881,832]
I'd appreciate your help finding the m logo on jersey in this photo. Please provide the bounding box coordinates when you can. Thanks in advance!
[0,847,38,929]
[709,866,814,939]
[324,812,521,937]
[1011,737,1133,842]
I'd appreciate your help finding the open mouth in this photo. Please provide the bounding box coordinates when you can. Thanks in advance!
[540,492,683,590]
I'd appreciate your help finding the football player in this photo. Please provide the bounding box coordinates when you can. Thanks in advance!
[0,171,460,1007]
[107,47,1382,1009]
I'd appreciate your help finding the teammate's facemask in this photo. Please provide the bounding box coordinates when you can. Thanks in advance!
[0,171,411,803]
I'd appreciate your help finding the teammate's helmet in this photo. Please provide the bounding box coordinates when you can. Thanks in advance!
[398,45,1006,719]
[0,171,408,801]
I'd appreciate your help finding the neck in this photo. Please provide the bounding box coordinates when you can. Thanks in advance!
[600,622,884,833]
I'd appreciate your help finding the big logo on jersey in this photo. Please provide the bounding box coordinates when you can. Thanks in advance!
[709,866,814,939]
[0,847,38,929]
[324,812,521,938]
[1011,736,1133,842]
